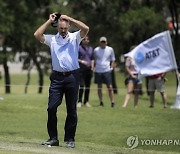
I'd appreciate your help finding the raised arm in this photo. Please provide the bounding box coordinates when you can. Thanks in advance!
[60,15,89,38]
[34,13,56,42]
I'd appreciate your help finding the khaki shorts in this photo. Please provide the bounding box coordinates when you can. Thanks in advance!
[148,78,165,92]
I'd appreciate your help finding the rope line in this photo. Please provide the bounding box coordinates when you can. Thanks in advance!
[0,84,175,92]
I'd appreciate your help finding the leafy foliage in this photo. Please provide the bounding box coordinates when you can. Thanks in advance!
[119,7,166,54]
[67,0,170,58]
[0,0,179,65]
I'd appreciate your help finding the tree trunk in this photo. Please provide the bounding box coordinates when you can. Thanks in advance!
[36,63,43,94]
[29,48,44,94]
[169,0,179,57]
[111,69,118,94]
[24,66,32,94]
[168,0,179,88]
[3,48,11,93]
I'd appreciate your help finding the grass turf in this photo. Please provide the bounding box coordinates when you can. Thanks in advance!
[0,71,179,154]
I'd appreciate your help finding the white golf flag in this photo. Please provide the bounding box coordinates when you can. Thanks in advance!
[124,31,177,76]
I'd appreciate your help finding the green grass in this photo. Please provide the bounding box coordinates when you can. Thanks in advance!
[0,71,179,154]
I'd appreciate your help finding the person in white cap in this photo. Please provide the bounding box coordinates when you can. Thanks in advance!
[92,36,115,107]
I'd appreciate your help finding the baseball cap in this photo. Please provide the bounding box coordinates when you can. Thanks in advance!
[99,36,107,42]
[51,13,61,27]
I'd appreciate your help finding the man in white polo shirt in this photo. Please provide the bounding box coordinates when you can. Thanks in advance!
[92,36,115,107]
[34,13,89,148]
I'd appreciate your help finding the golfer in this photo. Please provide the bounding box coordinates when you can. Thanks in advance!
[34,12,89,148]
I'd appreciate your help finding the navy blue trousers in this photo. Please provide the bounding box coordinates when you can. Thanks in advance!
[47,71,79,142]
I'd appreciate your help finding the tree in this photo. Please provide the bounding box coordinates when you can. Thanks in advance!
[119,7,167,54]
[168,0,180,59]
[0,0,14,93]
[4,0,51,93]
[67,0,167,58]
[1,0,178,94]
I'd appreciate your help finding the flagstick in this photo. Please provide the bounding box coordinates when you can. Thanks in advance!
[166,31,180,109]
[166,31,179,84]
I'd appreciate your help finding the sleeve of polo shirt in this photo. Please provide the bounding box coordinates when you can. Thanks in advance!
[43,34,54,47]
[75,30,83,45]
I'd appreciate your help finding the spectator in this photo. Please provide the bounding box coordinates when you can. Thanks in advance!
[148,73,167,108]
[122,56,141,108]
[77,36,93,107]
[92,36,115,107]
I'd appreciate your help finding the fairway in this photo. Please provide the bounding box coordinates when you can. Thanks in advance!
[0,71,180,154]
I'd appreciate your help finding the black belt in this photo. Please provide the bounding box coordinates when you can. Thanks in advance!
[53,69,79,76]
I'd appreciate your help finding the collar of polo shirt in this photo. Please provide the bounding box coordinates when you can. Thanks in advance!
[57,32,69,39]
[55,32,70,46]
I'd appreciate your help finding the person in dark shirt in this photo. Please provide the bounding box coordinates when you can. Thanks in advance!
[77,36,94,107]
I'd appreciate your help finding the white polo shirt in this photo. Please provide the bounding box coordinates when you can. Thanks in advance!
[94,46,115,73]
[43,30,83,72]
